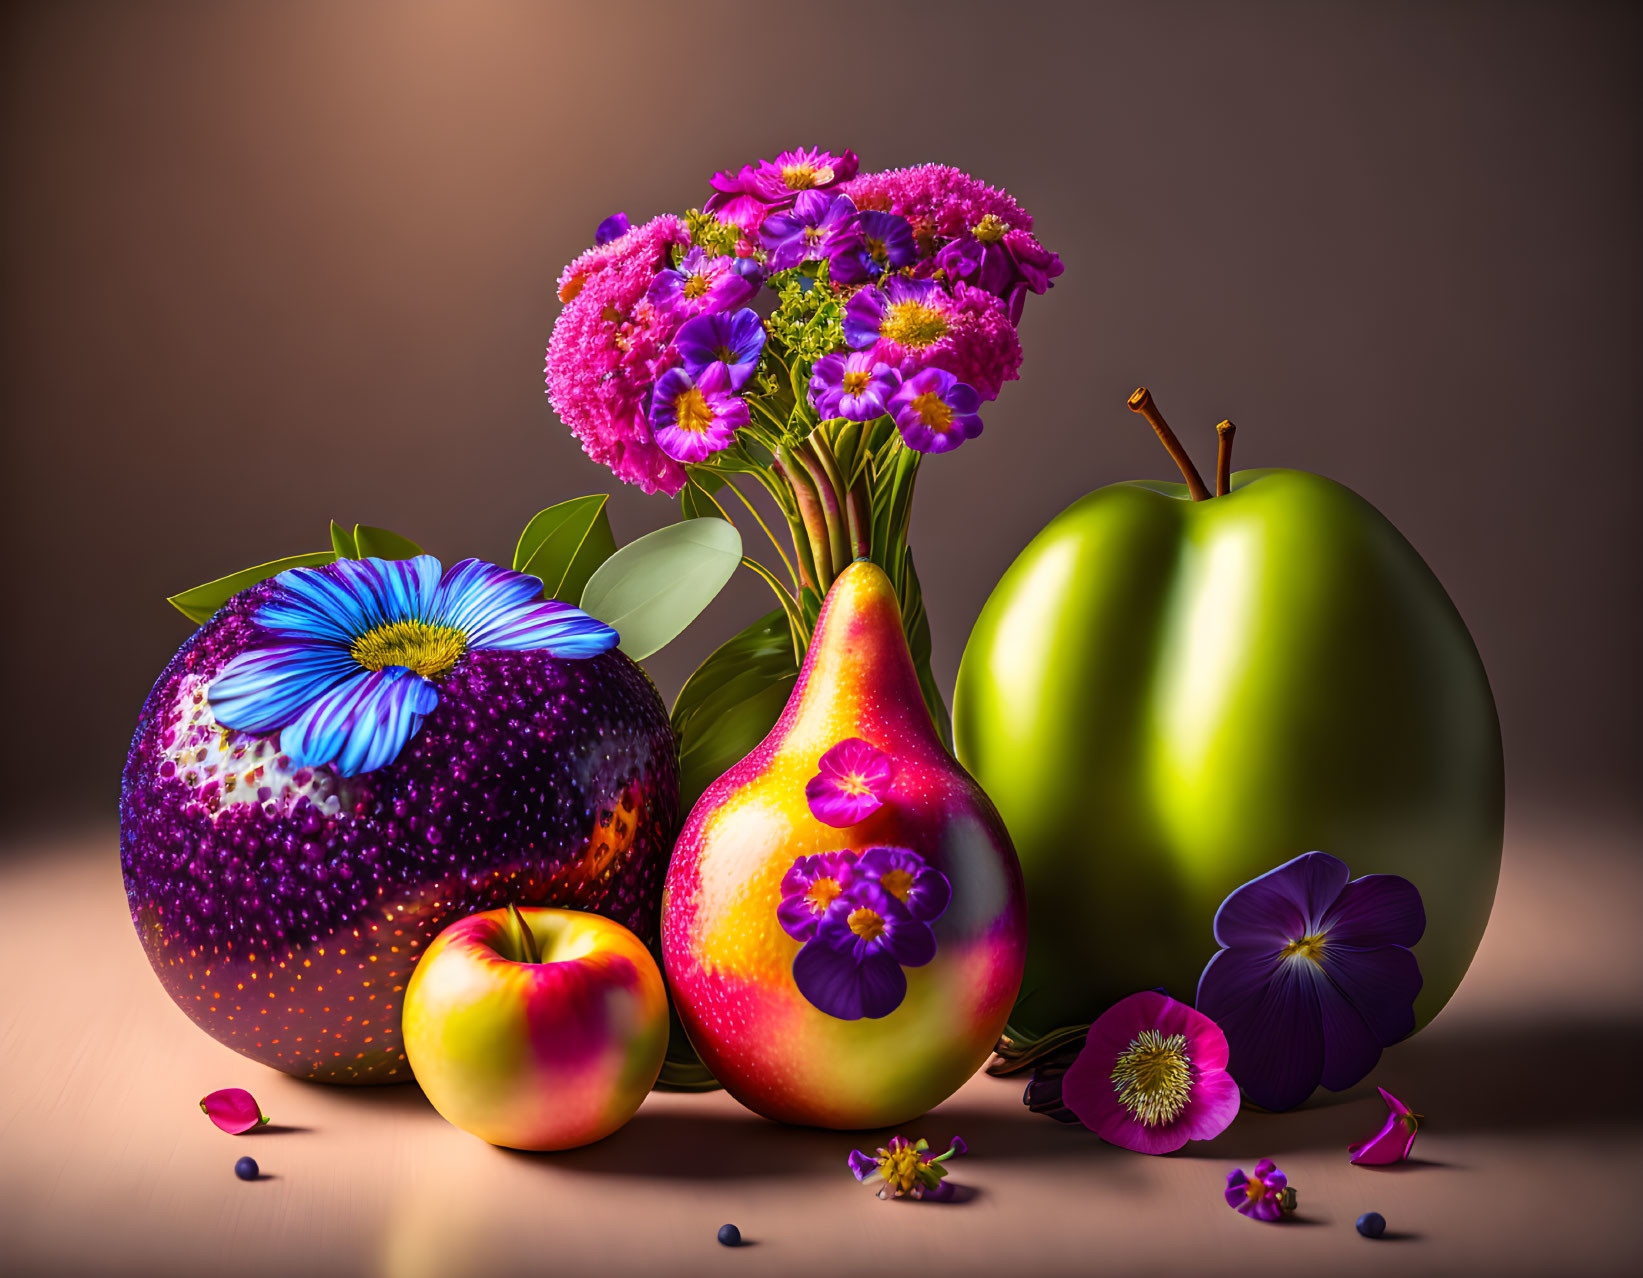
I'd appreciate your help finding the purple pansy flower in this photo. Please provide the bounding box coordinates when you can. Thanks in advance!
[1349,1087,1424,1165]
[706,146,859,235]
[674,307,766,391]
[805,736,894,823]
[830,209,918,285]
[647,247,759,320]
[759,190,860,272]
[777,849,860,942]
[594,211,630,245]
[856,846,951,923]
[808,352,900,422]
[888,367,983,454]
[936,217,1064,323]
[1196,852,1426,1112]
[208,557,617,777]
[848,1135,967,1201]
[648,362,746,462]
[1225,1159,1297,1220]
[789,863,948,1020]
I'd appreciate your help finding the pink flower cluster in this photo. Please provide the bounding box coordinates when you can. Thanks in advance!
[544,148,1062,495]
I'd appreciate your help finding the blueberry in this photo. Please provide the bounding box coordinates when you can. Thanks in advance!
[716,1224,742,1247]
[234,1156,260,1181]
[1356,1211,1386,1239]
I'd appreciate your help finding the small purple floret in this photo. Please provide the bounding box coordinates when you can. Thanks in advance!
[594,211,630,245]
[889,368,983,454]
[674,307,766,391]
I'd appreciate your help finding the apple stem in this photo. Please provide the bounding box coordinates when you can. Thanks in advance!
[506,903,541,965]
[1129,388,1211,501]
[1216,419,1236,497]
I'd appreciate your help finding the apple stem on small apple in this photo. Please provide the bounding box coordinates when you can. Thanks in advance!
[506,903,542,965]
[1128,388,1211,501]
[1216,419,1236,497]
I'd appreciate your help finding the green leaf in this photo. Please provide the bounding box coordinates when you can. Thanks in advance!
[330,521,358,559]
[579,518,743,661]
[671,609,799,813]
[166,552,336,625]
[352,525,423,560]
[512,495,617,604]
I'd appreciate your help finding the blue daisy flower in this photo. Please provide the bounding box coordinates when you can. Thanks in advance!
[208,555,618,777]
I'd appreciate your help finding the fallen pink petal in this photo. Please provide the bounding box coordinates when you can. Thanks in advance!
[1349,1086,1423,1165]
[199,1088,269,1135]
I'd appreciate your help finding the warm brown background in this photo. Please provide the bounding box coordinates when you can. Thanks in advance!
[2,0,1640,833]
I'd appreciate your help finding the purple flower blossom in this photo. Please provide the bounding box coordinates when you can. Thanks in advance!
[706,146,860,236]
[786,844,950,1021]
[856,845,951,923]
[1196,852,1426,1112]
[1224,1159,1297,1220]
[647,247,758,320]
[805,737,894,825]
[674,307,766,391]
[830,209,918,285]
[594,211,630,245]
[936,218,1064,323]
[1061,990,1241,1155]
[848,1135,967,1201]
[1348,1087,1424,1165]
[647,362,746,462]
[777,849,860,942]
[889,368,983,454]
[759,190,859,272]
[807,353,901,425]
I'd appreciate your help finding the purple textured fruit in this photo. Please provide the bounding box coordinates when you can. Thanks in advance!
[120,581,678,1084]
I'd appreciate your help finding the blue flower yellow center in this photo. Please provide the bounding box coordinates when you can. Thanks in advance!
[848,906,887,942]
[882,301,949,348]
[1110,1029,1193,1127]
[1280,932,1328,963]
[806,877,842,913]
[349,620,466,679]
[911,391,954,432]
[674,386,715,434]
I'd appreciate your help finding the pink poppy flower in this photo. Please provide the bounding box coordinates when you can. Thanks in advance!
[1061,990,1240,1155]
[199,1088,269,1134]
[1349,1086,1424,1165]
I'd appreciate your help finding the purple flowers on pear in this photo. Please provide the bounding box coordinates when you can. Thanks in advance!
[674,307,766,391]
[1196,852,1426,1112]
[808,352,901,423]
[778,843,951,1020]
[848,1135,967,1201]
[805,737,894,825]
[1349,1087,1424,1165]
[1225,1159,1297,1220]
[889,367,983,454]
[648,362,746,462]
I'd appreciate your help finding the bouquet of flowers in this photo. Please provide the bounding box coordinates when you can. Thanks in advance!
[544,147,1061,801]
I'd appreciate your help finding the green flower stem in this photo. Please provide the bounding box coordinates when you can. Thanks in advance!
[721,479,800,591]
[795,441,850,577]
[745,465,818,596]
[846,471,871,560]
[775,448,835,591]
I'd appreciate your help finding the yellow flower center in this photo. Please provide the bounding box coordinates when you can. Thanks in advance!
[880,868,914,903]
[910,391,954,432]
[1280,932,1328,963]
[839,769,873,793]
[848,906,887,942]
[674,386,715,434]
[683,274,710,299]
[781,162,832,190]
[972,213,1009,243]
[881,300,948,348]
[1110,1029,1193,1127]
[879,1144,924,1192]
[805,877,842,913]
[841,371,872,396]
[350,620,466,679]
[1245,1176,1268,1202]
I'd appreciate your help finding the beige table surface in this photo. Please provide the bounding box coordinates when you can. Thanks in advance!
[3,811,1640,1278]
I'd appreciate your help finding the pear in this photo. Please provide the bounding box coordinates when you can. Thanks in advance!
[661,561,1026,1128]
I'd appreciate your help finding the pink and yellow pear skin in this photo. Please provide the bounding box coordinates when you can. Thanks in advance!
[403,907,668,1150]
[662,561,1027,1128]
